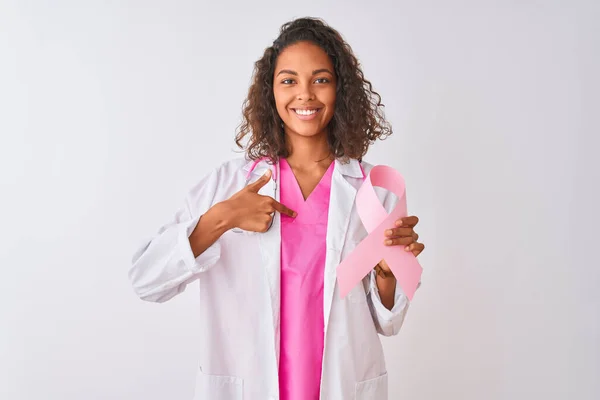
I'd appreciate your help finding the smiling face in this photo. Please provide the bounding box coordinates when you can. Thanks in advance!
[273,41,337,141]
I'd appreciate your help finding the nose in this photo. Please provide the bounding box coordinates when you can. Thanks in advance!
[296,81,315,101]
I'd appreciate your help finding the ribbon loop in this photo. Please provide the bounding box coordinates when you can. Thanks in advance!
[336,165,422,301]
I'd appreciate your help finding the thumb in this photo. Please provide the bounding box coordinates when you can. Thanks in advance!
[246,169,272,192]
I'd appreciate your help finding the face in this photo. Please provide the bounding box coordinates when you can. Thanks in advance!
[273,41,337,140]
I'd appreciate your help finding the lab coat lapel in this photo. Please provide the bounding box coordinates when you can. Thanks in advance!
[257,177,281,334]
[248,158,363,352]
[245,159,281,361]
[323,159,362,334]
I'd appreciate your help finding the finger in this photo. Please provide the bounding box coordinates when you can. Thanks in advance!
[268,198,297,218]
[384,227,414,238]
[246,170,272,192]
[254,214,273,233]
[384,236,415,246]
[413,232,419,241]
[406,242,425,256]
[395,216,419,228]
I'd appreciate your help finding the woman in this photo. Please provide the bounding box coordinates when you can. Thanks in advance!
[130,17,425,400]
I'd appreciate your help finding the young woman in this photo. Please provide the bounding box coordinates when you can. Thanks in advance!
[130,17,425,400]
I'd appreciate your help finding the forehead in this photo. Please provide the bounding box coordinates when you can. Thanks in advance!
[275,41,334,72]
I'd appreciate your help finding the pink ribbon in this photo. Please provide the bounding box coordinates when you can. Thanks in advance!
[336,165,423,301]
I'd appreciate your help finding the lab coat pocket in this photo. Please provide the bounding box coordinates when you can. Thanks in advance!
[194,366,243,400]
[355,372,388,400]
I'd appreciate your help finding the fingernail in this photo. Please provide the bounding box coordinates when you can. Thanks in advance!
[396,219,403,227]
[292,212,297,217]
[385,240,392,245]
[405,246,410,251]
[385,230,392,236]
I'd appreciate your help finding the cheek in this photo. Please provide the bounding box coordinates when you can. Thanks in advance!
[273,89,291,115]
[323,91,336,116]
[272,96,286,119]
[322,88,336,109]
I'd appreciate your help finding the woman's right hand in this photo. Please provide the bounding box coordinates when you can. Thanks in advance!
[222,169,296,232]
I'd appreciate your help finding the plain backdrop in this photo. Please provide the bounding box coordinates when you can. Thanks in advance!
[1,0,598,399]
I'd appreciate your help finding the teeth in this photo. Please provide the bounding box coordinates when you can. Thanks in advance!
[295,109,318,116]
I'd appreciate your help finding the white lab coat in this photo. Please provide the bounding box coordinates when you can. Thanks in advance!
[129,157,413,400]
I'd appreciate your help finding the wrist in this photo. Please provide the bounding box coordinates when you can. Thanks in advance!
[206,201,236,233]
[374,263,394,279]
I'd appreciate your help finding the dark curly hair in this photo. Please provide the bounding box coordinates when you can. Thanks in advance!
[235,17,392,162]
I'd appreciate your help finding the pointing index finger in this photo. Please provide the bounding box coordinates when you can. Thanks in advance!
[271,199,297,218]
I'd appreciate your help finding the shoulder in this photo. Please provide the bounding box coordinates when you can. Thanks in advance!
[213,156,249,175]
[195,156,249,184]
[185,156,249,204]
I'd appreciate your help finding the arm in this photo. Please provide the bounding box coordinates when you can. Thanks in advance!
[128,166,294,303]
[189,203,232,258]
[128,168,224,303]
[366,192,423,336]
[367,269,410,337]
[374,265,396,309]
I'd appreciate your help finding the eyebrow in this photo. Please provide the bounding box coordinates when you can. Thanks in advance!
[276,68,334,76]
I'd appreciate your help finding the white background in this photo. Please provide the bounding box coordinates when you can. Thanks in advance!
[1,0,598,399]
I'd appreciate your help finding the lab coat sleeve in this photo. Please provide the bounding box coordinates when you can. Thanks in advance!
[365,188,420,336]
[367,271,410,336]
[128,167,222,303]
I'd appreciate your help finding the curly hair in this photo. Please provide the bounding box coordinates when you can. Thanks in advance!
[235,17,392,162]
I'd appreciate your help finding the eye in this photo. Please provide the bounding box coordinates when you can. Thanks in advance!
[314,77,330,84]
[281,78,295,84]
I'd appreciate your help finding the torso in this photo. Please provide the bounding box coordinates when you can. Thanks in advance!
[278,157,335,400]
[186,157,391,400]
[284,158,335,200]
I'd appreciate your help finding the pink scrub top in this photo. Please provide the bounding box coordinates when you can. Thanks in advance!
[278,158,335,400]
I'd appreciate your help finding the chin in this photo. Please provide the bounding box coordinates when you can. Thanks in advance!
[286,124,326,138]
[297,130,323,137]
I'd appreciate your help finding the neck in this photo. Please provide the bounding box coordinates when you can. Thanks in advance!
[284,131,333,170]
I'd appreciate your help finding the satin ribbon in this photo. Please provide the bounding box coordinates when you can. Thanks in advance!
[336,165,422,301]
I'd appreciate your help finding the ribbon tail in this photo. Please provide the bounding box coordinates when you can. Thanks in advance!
[385,250,423,301]
[336,235,380,298]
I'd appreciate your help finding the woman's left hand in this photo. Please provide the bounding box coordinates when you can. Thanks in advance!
[376,216,425,275]
[383,216,425,257]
